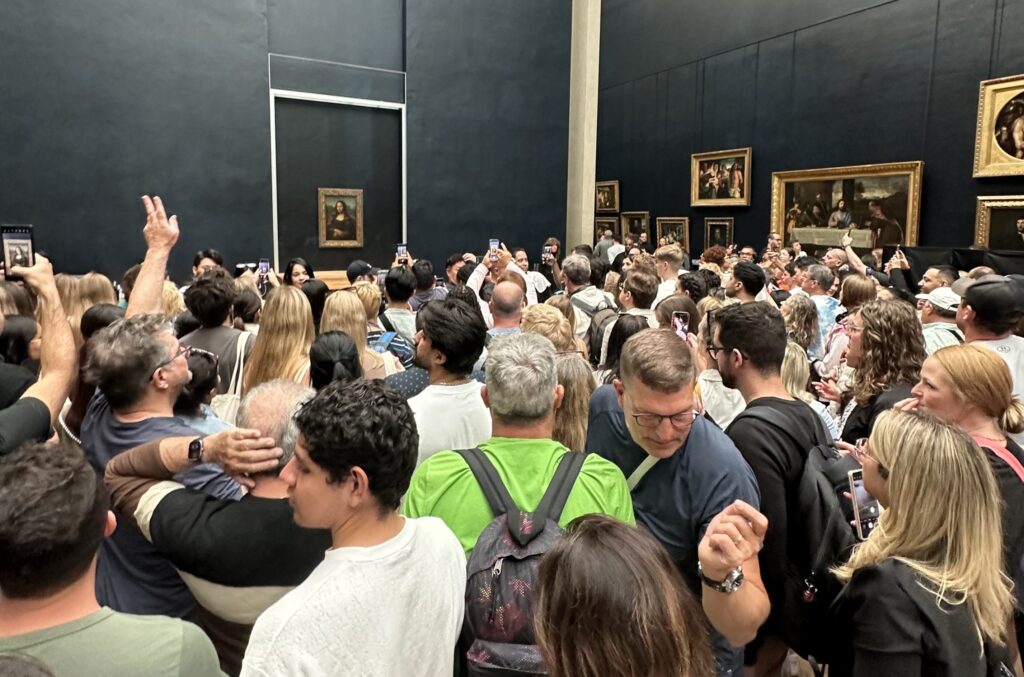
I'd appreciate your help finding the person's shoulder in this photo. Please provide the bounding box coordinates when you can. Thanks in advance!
[589,383,619,410]
[100,611,218,665]
[685,417,752,470]
[408,515,466,559]
[577,452,629,486]
[411,449,469,481]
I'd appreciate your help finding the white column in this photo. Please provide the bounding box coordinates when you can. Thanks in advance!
[565,0,602,251]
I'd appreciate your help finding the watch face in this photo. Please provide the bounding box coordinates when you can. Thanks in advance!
[188,438,203,462]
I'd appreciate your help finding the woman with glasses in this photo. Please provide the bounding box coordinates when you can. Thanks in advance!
[833,409,1013,676]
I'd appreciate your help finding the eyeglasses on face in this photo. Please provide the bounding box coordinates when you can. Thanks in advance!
[157,344,193,369]
[854,437,889,480]
[706,344,727,360]
[630,409,698,429]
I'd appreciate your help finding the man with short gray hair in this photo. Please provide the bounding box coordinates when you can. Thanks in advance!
[404,331,634,556]
[104,380,328,675]
[561,253,615,338]
[801,263,841,355]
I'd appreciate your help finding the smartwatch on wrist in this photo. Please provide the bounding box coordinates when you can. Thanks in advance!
[698,562,744,594]
[187,437,205,464]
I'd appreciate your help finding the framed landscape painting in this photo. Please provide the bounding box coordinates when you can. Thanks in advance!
[656,217,690,253]
[975,195,1024,250]
[973,74,1024,178]
[691,147,751,207]
[318,187,364,249]
[596,180,620,212]
[769,161,923,247]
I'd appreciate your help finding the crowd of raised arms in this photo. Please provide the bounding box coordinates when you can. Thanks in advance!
[1,195,1024,677]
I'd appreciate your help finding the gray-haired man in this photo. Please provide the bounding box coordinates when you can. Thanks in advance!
[104,380,328,675]
[561,254,615,338]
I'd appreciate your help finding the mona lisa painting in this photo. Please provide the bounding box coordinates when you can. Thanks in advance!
[318,187,364,248]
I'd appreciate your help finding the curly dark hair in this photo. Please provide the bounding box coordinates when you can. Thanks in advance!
[0,443,108,598]
[294,379,418,513]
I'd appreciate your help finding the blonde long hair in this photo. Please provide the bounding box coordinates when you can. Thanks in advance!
[321,290,384,372]
[781,341,814,403]
[834,410,1012,644]
[243,286,314,392]
[552,353,594,454]
[851,300,925,404]
[780,294,818,351]
[931,344,1024,434]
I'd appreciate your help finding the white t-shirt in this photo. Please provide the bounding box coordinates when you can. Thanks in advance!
[382,307,417,344]
[241,517,466,677]
[651,279,677,309]
[974,335,1024,444]
[409,381,492,465]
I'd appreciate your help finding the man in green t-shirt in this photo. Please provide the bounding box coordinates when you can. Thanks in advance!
[0,443,223,676]
[404,332,634,555]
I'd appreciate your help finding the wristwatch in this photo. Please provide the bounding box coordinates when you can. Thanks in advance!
[698,562,744,594]
[187,437,205,464]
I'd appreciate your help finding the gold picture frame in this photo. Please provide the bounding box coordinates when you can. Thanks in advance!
[973,74,1024,177]
[974,195,1024,250]
[769,161,923,247]
[704,217,734,248]
[318,187,364,249]
[596,180,620,212]
[593,216,618,245]
[620,211,650,240]
[655,217,690,252]
[691,147,752,207]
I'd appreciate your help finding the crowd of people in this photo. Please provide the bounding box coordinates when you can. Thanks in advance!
[1,194,1024,677]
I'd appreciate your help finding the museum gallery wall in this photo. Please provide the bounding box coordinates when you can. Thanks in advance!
[596,0,1024,254]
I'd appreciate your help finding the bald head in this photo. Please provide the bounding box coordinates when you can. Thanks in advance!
[490,280,525,324]
[237,380,315,477]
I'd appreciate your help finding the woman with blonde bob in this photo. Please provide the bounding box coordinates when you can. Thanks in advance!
[535,514,714,677]
[242,286,314,392]
[320,290,403,379]
[831,409,1013,676]
[521,304,576,352]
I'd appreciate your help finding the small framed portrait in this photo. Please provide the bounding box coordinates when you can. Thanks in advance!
[596,180,620,212]
[691,148,752,207]
[975,195,1024,251]
[594,217,619,245]
[318,188,364,249]
[620,211,650,241]
[769,161,923,248]
[973,74,1024,177]
[655,217,690,252]
[704,217,734,249]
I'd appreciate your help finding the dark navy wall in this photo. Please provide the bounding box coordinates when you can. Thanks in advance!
[597,0,1024,253]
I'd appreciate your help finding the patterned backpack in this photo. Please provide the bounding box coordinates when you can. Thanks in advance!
[456,448,586,676]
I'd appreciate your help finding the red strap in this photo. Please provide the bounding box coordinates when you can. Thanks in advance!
[976,436,1024,485]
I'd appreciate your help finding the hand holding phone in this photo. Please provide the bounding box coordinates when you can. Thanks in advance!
[489,238,500,262]
[1,224,36,282]
[258,258,270,275]
[396,243,408,266]
[671,311,690,338]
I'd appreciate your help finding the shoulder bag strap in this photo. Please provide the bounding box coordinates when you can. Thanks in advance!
[455,448,520,518]
[735,404,831,449]
[976,438,1024,484]
[226,332,248,396]
[627,455,660,491]
[535,452,587,522]
[568,293,598,316]
[379,312,396,333]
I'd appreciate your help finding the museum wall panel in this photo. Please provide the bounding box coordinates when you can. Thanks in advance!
[597,0,1024,252]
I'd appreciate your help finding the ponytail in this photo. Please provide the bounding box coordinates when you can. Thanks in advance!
[1001,398,1024,436]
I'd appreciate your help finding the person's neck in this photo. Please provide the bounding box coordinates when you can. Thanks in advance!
[924,315,956,325]
[736,373,793,405]
[331,510,405,550]
[808,288,826,297]
[965,325,1010,343]
[387,301,412,312]
[428,367,469,386]
[659,270,675,283]
[958,411,1006,446]
[490,416,554,440]
[115,391,175,422]
[737,292,756,303]
[566,282,587,295]
[249,476,289,499]
[0,569,100,637]
[492,317,520,330]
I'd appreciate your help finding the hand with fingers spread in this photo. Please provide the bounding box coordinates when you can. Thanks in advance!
[698,500,768,581]
[141,195,180,251]
[203,428,283,476]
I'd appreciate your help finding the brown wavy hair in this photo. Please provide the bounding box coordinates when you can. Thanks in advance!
[851,299,925,404]
[780,294,818,351]
[536,514,714,677]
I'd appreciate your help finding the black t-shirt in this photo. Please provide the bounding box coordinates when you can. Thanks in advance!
[831,559,1003,677]
[980,439,1024,604]
[841,383,914,444]
[726,397,824,634]
[0,361,36,408]
[0,396,51,457]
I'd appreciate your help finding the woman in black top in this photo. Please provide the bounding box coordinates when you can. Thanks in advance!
[830,410,1013,677]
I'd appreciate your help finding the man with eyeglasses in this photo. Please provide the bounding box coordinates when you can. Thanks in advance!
[587,328,765,676]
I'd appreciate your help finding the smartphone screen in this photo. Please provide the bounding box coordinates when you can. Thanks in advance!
[1,224,35,281]
[542,245,553,264]
[489,238,500,261]
[671,311,690,338]
[258,258,270,274]
[397,243,408,265]
[848,469,880,540]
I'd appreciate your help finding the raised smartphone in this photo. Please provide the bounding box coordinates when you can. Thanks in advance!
[848,468,881,540]
[1,224,35,281]
[671,311,690,338]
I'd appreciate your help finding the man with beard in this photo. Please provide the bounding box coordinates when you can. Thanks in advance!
[407,299,490,466]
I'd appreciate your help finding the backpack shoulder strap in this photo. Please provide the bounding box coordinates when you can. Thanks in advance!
[944,327,965,344]
[379,312,396,333]
[568,293,598,316]
[534,452,587,523]
[735,404,831,448]
[456,448,520,518]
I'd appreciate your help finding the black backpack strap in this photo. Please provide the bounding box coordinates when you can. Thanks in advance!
[534,452,587,523]
[379,311,396,333]
[456,448,521,519]
[734,404,831,448]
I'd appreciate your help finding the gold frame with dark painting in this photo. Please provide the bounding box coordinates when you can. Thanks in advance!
[704,218,734,249]
[691,147,752,207]
[620,211,650,241]
[593,217,619,246]
[318,188,364,249]
[769,161,923,248]
[973,74,1024,178]
[655,217,690,252]
[975,195,1024,251]
[595,180,620,213]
